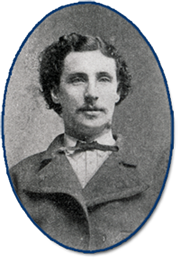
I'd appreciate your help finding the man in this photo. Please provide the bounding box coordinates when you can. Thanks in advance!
[9,33,165,251]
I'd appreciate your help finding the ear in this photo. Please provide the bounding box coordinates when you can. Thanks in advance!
[115,93,120,103]
[51,89,61,104]
[115,85,121,103]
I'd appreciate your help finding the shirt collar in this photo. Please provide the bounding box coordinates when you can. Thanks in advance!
[64,130,116,156]
[64,130,116,148]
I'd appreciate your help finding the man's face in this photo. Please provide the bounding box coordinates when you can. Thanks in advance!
[51,50,120,138]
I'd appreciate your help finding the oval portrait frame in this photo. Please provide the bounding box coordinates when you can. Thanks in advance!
[5,4,174,253]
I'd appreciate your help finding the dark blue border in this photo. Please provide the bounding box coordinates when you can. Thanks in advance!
[0,1,177,258]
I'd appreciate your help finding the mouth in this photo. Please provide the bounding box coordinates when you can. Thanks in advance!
[77,106,105,119]
[78,106,105,113]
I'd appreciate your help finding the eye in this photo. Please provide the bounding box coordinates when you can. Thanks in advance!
[72,77,85,83]
[98,76,111,82]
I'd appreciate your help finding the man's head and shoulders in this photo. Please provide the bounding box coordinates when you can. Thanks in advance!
[10,33,144,194]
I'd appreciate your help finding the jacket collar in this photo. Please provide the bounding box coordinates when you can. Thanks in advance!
[26,134,148,208]
[41,133,137,164]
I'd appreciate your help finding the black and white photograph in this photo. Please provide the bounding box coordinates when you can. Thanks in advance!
[1,0,179,260]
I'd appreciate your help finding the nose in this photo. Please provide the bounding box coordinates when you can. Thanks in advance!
[84,79,98,104]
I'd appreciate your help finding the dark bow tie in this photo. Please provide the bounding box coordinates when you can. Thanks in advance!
[66,140,119,152]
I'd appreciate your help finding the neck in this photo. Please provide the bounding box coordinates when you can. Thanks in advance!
[65,124,112,143]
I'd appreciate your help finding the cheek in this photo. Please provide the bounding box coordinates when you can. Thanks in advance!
[99,87,118,104]
[60,88,83,109]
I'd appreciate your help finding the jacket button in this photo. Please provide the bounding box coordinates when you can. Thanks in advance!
[102,235,106,242]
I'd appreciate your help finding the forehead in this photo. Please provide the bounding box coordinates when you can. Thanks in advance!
[63,50,117,75]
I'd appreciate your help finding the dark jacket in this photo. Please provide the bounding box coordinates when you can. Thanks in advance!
[9,134,168,251]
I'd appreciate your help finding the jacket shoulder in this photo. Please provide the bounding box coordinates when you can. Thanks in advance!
[9,152,45,191]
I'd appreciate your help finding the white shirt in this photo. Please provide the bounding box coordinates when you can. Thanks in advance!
[64,131,116,188]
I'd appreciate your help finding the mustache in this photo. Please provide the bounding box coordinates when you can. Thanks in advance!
[77,105,106,113]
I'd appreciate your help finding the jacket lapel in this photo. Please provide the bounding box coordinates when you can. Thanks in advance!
[25,134,88,215]
[82,135,149,208]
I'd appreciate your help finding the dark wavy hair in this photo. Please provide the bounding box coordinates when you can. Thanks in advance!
[39,33,131,115]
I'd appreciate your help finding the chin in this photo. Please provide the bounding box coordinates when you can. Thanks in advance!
[80,119,105,128]
[77,119,111,134]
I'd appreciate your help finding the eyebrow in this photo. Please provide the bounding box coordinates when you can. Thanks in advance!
[65,71,114,82]
[96,72,113,80]
[66,73,88,82]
